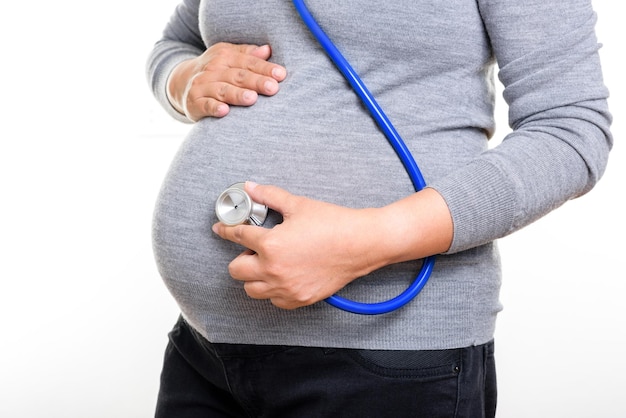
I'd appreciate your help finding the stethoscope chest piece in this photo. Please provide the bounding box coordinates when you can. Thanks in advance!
[215,182,268,226]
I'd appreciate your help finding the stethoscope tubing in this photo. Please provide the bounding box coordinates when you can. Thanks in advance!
[292,0,437,315]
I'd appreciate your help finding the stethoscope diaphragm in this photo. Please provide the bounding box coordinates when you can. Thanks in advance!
[215,182,268,226]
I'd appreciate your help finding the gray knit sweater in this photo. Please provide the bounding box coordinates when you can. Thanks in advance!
[146,0,612,349]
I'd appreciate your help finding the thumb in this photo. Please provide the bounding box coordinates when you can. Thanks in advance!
[245,181,296,216]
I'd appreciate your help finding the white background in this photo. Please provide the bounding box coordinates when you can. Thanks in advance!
[0,1,623,417]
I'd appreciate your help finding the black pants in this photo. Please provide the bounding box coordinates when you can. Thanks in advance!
[155,316,497,418]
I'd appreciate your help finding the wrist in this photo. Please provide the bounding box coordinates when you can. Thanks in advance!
[166,59,194,116]
[371,188,453,266]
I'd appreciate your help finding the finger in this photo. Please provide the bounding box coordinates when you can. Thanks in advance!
[269,298,302,310]
[212,222,268,252]
[242,280,272,298]
[183,93,229,120]
[243,282,304,310]
[222,67,281,96]
[228,253,286,304]
[240,275,304,310]
[188,71,260,104]
[185,81,255,120]
[207,43,286,82]
[228,250,263,283]
[244,182,298,217]
[189,74,274,114]
[187,96,229,120]
[236,44,287,82]
[248,44,272,60]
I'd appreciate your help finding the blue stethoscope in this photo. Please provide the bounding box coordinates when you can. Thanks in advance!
[216,0,436,315]
[293,0,436,315]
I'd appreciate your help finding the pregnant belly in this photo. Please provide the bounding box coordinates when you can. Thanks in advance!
[151,104,415,286]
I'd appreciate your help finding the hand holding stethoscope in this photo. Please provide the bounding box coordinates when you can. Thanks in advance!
[213,181,378,310]
[212,181,452,313]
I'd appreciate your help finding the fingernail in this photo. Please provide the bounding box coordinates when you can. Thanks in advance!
[272,67,286,80]
[243,90,257,102]
[211,224,219,234]
[246,181,258,190]
[216,104,228,116]
[264,80,277,94]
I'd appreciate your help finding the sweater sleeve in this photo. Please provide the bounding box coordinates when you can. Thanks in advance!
[145,0,204,123]
[429,0,612,254]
